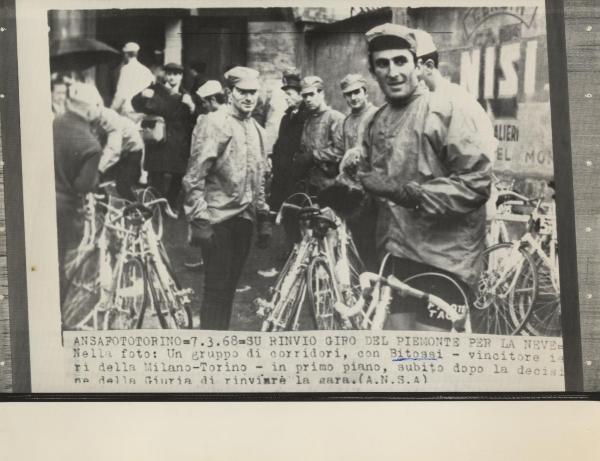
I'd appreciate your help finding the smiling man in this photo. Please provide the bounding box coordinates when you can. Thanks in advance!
[357,24,493,331]
[183,66,271,330]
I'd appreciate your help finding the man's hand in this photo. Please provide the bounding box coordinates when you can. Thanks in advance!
[357,170,396,197]
[189,219,214,247]
[357,171,419,209]
[181,94,195,113]
[340,147,363,176]
[256,211,272,249]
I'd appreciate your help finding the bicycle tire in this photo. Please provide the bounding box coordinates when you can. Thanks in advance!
[521,253,561,336]
[258,248,299,332]
[307,256,342,330]
[268,271,308,332]
[106,257,147,330]
[62,248,101,330]
[403,272,471,333]
[472,242,537,335]
[146,258,193,329]
[141,186,164,240]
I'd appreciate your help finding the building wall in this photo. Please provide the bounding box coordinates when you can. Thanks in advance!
[304,10,396,114]
[247,21,301,90]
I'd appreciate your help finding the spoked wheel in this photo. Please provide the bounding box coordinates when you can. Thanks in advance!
[268,272,308,332]
[521,255,561,336]
[62,249,101,330]
[107,258,147,330]
[307,257,341,330]
[146,259,193,329]
[472,243,537,335]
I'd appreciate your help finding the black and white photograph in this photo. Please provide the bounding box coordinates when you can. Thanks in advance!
[2,0,586,393]
[51,5,560,336]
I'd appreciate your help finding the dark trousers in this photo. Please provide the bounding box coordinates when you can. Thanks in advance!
[148,171,183,209]
[199,217,253,330]
[102,150,142,201]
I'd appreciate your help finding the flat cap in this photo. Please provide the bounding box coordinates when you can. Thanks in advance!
[364,23,417,54]
[340,74,367,94]
[196,80,223,99]
[224,66,260,90]
[282,67,302,90]
[164,62,184,73]
[412,28,437,58]
[300,75,323,95]
[122,42,140,53]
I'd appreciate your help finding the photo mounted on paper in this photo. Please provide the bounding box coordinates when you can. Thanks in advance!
[39,2,566,391]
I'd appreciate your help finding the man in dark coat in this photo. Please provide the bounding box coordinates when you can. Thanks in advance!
[269,68,308,211]
[132,62,196,216]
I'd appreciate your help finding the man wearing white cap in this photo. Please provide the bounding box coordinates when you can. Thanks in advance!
[412,28,497,157]
[53,82,103,310]
[110,42,154,120]
[293,75,345,195]
[183,66,271,330]
[182,80,227,270]
[354,23,492,332]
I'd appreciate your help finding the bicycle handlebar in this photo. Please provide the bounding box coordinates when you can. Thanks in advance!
[335,272,463,326]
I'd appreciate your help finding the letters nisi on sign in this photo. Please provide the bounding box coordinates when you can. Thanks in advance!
[460,39,540,100]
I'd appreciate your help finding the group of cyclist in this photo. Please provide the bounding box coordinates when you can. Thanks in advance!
[54,24,500,332]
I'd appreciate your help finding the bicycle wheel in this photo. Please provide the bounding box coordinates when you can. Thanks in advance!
[522,254,561,336]
[62,249,101,330]
[404,272,471,333]
[307,256,341,330]
[268,271,308,332]
[146,258,193,329]
[258,247,299,332]
[106,258,147,330]
[472,243,537,335]
[141,187,164,240]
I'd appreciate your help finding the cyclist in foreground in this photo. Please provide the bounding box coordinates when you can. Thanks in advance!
[337,24,494,332]
[183,66,272,330]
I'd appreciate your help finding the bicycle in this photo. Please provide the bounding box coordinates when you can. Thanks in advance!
[62,189,193,330]
[473,196,560,336]
[333,253,471,333]
[254,193,364,332]
[62,192,142,330]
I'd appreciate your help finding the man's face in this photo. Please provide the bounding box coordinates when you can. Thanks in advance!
[124,51,136,63]
[371,48,419,101]
[165,71,183,88]
[417,59,435,90]
[343,87,368,112]
[230,86,258,114]
[284,88,302,109]
[302,89,325,112]
[52,83,67,106]
[201,96,220,113]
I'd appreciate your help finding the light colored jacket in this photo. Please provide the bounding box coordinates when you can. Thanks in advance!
[363,84,493,286]
[94,107,144,173]
[183,105,269,224]
[343,102,378,150]
[111,59,154,115]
